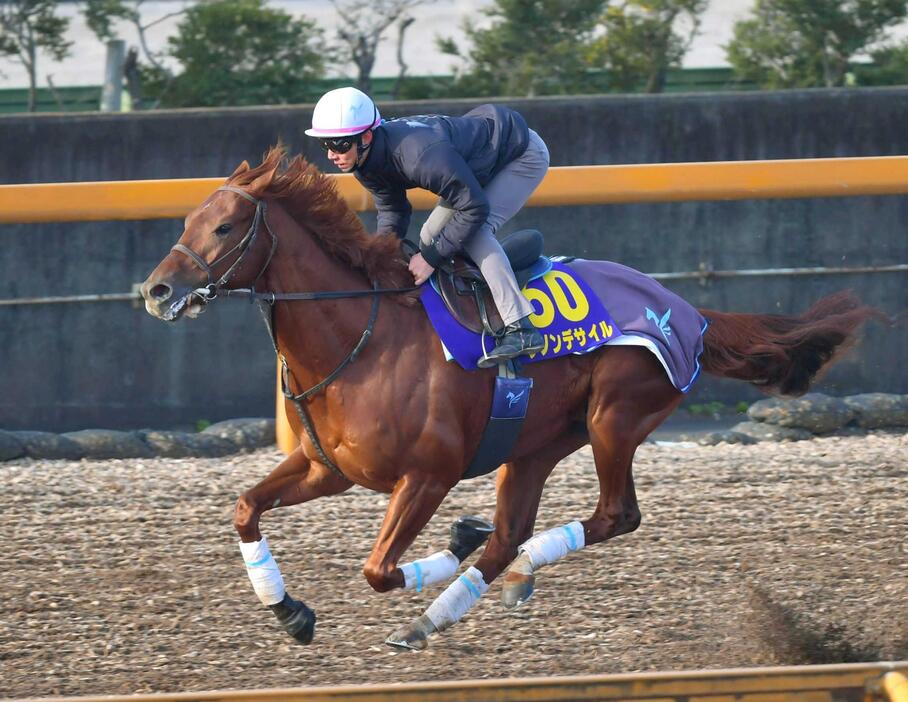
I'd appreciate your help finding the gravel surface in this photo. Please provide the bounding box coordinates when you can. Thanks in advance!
[2,433,906,698]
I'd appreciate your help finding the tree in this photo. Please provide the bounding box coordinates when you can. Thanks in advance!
[0,0,71,112]
[726,0,908,89]
[391,15,416,100]
[439,0,608,98]
[861,39,908,84]
[82,0,188,109]
[588,0,707,93]
[154,0,326,107]
[330,0,426,94]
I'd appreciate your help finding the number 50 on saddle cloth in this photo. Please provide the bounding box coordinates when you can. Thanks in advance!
[421,258,708,394]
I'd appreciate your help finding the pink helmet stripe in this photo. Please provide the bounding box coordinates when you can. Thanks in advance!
[312,117,380,136]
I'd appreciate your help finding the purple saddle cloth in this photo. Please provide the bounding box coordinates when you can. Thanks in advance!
[420,258,708,393]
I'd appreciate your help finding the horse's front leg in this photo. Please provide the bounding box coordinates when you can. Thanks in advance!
[385,430,589,651]
[381,514,495,594]
[346,473,471,644]
[384,460,531,652]
[361,472,452,592]
[234,446,352,644]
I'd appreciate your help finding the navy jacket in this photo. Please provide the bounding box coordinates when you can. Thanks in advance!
[354,104,530,268]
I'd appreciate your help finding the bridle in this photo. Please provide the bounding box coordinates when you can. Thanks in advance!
[169,184,417,478]
[170,185,276,303]
[171,185,415,304]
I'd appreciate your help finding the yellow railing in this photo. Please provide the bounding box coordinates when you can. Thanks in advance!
[878,672,908,702]
[4,156,907,454]
[4,156,908,223]
[11,662,908,702]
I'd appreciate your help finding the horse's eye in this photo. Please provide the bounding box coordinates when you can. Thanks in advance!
[215,223,232,236]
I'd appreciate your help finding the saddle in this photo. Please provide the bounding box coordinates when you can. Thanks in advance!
[435,229,546,335]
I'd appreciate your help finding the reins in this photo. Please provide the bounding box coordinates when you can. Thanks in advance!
[220,286,418,303]
[171,185,417,478]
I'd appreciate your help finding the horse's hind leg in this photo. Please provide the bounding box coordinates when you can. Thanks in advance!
[234,446,352,644]
[581,350,682,546]
[501,347,682,606]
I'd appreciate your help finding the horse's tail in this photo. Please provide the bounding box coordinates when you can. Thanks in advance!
[698,291,884,396]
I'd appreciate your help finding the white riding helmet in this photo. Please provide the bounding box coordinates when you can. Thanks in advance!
[305,87,381,138]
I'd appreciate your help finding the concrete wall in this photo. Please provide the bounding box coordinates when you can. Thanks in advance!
[1,89,905,431]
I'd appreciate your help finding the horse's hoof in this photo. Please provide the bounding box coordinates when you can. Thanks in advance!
[269,592,316,644]
[448,515,495,562]
[385,614,435,651]
[501,571,535,609]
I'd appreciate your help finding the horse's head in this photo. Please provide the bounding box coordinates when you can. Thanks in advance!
[143,146,417,322]
[141,162,278,322]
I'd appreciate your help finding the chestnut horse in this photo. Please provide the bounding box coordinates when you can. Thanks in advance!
[141,148,876,650]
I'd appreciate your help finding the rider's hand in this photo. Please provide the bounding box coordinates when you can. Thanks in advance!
[408,253,435,285]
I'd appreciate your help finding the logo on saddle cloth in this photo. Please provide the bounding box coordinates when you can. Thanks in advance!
[645,307,672,344]
[421,261,621,370]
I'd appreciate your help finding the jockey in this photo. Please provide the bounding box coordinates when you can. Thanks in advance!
[305,86,548,367]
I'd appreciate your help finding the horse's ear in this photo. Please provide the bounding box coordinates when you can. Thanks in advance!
[229,161,251,179]
[246,166,279,198]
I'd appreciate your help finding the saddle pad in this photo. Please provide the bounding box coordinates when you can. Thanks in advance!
[421,260,621,369]
[420,258,708,393]
[568,259,708,393]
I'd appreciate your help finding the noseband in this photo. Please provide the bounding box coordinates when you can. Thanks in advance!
[170,185,277,302]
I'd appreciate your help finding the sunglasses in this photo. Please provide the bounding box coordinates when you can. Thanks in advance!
[319,137,357,154]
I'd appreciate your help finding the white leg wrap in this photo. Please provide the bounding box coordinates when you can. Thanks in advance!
[399,549,460,592]
[518,520,585,570]
[239,536,286,606]
[423,566,489,631]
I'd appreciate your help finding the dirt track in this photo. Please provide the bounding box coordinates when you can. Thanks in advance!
[2,433,906,698]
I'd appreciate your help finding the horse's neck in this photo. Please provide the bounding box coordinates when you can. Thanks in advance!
[261,204,390,386]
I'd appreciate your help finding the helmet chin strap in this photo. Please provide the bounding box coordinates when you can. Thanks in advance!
[348,132,372,173]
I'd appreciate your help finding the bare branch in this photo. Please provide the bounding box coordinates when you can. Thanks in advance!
[141,9,186,32]
[391,15,415,100]
[330,0,432,92]
[130,2,178,76]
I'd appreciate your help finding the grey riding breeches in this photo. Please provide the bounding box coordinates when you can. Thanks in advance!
[419,129,550,326]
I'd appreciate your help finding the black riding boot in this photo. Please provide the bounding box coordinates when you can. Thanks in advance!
[477,316,544,368]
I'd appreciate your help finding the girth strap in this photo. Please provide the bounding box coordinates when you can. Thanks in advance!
[461,362,533,480]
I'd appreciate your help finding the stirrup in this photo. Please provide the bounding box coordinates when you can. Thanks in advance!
[477,328,543,368]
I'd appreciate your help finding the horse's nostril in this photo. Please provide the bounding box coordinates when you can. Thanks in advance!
[150,283,173,301]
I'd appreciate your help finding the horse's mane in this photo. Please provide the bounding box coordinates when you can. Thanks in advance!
[227,146,417,304]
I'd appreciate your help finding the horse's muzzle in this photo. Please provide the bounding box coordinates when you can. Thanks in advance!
[141,275,206,322]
